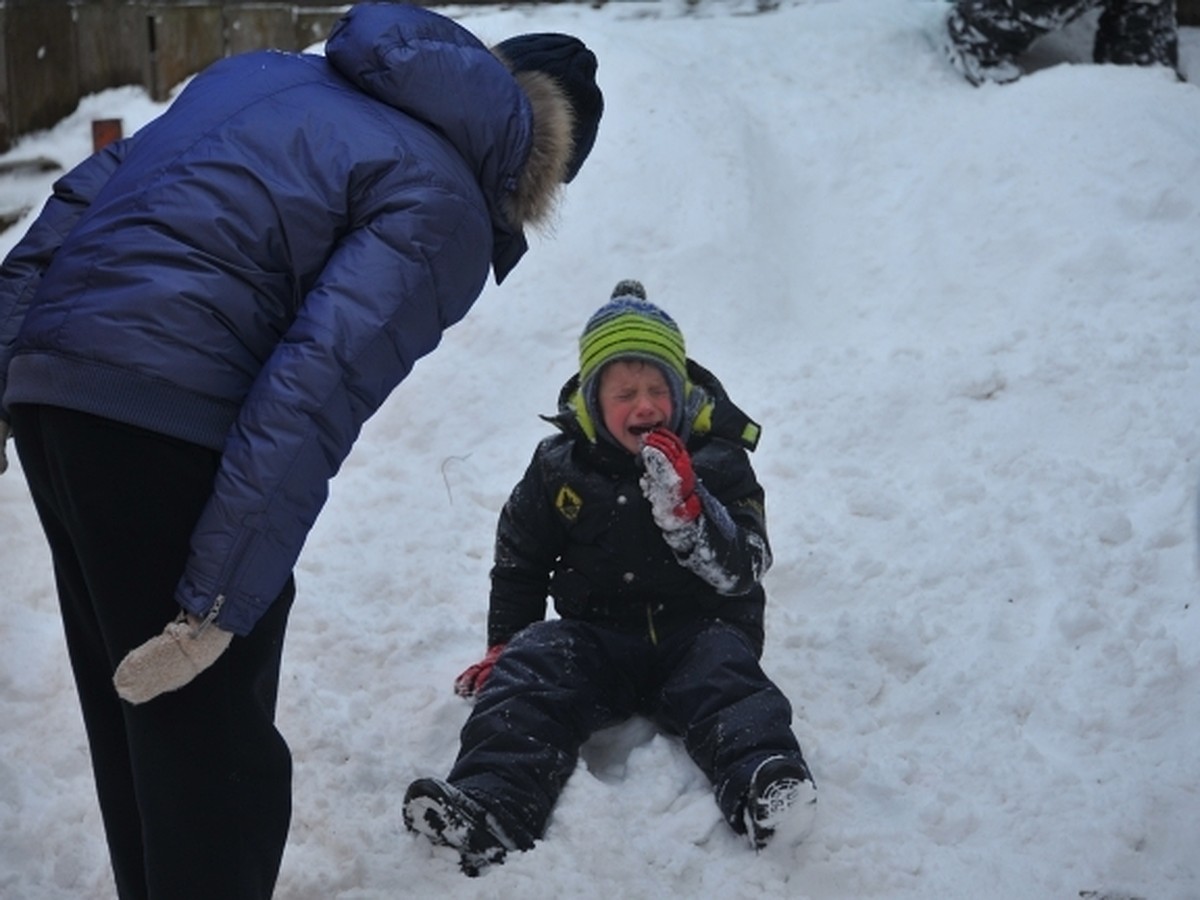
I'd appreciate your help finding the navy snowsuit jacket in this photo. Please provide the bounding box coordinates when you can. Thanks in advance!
[487,361,774,655]
[0,5,537,634]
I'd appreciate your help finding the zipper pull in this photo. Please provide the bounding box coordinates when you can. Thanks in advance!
[191,594,226,637]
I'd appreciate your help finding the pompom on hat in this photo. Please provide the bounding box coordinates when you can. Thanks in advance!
[495,32,603,182]
[578,280,688,443]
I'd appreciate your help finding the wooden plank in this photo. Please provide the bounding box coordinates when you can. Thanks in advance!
[225,6,298,57]
[0,8,8,151]
[0,156,62,176]
[147,5,226,101]
[75,2,149,98]
[4,4,79,138]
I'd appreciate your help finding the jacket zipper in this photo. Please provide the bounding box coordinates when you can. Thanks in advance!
[192,594,226,635]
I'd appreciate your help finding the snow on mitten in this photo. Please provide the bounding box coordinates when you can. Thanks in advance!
[454,644,506,698]
[639,429,702,534]
[113,612,233,704]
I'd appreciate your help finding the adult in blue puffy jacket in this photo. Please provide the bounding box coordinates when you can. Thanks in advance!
[0,3,602,897]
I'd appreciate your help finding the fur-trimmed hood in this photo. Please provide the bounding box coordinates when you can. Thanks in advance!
[498,66,575,230]
[326,4,575,282]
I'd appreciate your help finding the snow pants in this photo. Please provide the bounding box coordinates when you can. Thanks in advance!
[11,404,294,900]
[447,617,809,848]
[951,0,1178,68]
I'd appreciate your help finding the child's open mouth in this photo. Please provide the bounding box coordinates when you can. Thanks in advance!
[629,424,661,436]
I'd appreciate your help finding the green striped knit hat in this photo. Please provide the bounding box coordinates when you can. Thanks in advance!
[578,280,688,440]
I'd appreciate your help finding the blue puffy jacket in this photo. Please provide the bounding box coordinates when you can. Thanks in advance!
[0,5,539,634]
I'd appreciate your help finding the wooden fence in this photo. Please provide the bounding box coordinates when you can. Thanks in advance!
[0,1,351,152]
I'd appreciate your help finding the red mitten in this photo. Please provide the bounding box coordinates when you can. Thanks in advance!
[639,429,702,527]
[453,644,506,698]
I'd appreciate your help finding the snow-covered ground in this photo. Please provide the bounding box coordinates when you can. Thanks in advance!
[2,2,1198,897]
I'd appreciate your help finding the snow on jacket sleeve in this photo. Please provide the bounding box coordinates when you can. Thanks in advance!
[0,141,127,420]
[178,184,493,635]
[669,440,773,596]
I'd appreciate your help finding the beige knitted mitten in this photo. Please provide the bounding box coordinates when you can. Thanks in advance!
[114,613,233,704]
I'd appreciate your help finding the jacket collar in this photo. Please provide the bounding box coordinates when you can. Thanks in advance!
[544,358,762,452]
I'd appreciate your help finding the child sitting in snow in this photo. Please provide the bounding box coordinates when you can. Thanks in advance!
[402,280,817,875]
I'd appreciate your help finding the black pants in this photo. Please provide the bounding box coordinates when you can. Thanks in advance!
[448,617,808,848]
[12,405,293,900]
[953,0,1178,67]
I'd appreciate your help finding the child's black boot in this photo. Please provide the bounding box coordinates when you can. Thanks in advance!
[403,778,516,876]
[743,755,818,851]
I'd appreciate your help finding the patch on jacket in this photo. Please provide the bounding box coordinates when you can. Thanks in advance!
[555,484,584,522]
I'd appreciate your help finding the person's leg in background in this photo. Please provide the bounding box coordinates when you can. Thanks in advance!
[944,0,1100,84]
[1094,0,1179,71]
